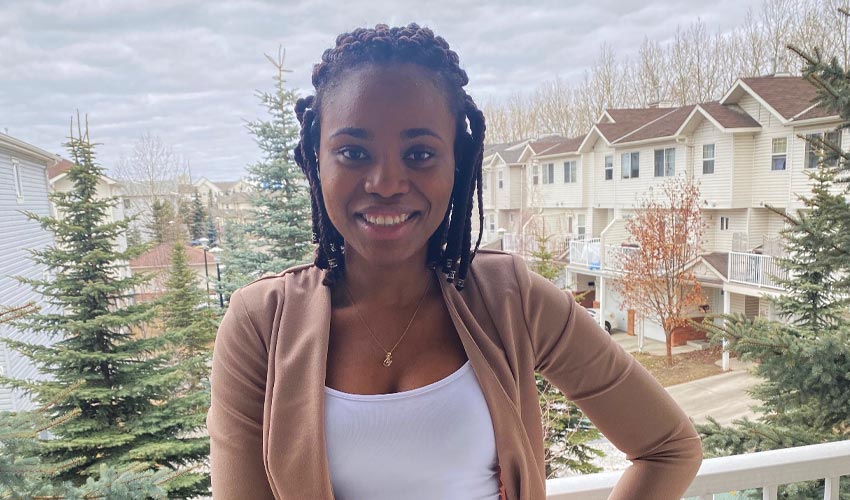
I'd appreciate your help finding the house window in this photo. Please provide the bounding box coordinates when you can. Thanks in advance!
[498,170,504,189]
[771,137,787,171]
[577,214,586,237]
[654,148,676,177]
[805,130,842,168]
[532,165,540,185]
[542,163,554,184]
[720,216,730,231]
[123,198,131,209]
[703,144,715,174]
[564,160,577,183]
[488,214,495,232]
[604,155,613,180]
[482,172,489,190]
[621,152,639,179]
[12,158,24,199]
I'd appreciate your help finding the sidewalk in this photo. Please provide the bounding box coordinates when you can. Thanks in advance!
[609,330,699,355]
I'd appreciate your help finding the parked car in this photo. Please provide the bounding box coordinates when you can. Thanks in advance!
[584,307,612,334]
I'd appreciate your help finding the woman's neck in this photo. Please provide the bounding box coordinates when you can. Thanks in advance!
[339,248,437,308]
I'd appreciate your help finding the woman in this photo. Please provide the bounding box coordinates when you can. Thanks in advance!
[207,23,702,499]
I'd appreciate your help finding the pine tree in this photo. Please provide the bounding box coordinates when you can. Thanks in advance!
[529,232,604,478]
[158,242,217,389]
[697,41,850,498]
[148,198,177,245]
[0,117,209,497]
[189,193,207,241]
[217,221,257,304]
[242,47,313,274]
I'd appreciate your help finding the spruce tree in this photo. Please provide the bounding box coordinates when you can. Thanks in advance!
[697,43,850,499]
[189,193,206,241]
[242,47,312,274]
[0,118,209,497]
[217,221,256,304]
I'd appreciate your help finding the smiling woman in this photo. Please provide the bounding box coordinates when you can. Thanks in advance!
[207,23,702,500]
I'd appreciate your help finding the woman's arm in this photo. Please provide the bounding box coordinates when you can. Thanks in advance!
[206,288,276,500]
[513,256,702,499]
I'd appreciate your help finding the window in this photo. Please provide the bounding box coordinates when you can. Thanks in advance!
[805,130,842,168]
[532,164,540,185]
[771,137,787,171]
[702,144,715,174]
[564,161,577,183]
[123,198,131,209]
[509,213,515,224]
[654,148,676,177]
[577,214,586,237]
[720,216,730,231]
[621,152,639,179]
[488,214,495,232]
[604,155,613,180]
[12,158,23,199]
[542,163,554,184]
[482,172,488,190]
[498,170,504,189]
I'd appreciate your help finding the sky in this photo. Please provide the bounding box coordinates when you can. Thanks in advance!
[1,0,766,181]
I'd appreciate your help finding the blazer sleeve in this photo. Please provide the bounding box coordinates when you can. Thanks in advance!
[206,288,276,500]
[512,255,702,500]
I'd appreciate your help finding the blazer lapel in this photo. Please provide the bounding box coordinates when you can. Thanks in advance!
[436,271,536,500]
[264,268,336,499]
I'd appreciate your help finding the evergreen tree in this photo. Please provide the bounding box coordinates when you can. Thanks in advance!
[243,47,313,274]
[0,118,209,497]
[697,42,850,498]
[189,193,207,241]
[158,242,218,389]
[148,198,177,245]
[205,211,218,248]
[530,232,604,478]
[217,220,257,304]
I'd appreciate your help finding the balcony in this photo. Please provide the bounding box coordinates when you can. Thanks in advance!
[545,439,850,499]
[603,244,639,272]
[728,252,788,289]
[568,237,601,269]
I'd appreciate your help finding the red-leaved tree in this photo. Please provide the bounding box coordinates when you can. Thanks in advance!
[614,176,706,366]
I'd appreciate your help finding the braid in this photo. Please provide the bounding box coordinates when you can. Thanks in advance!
[293,23,486,290]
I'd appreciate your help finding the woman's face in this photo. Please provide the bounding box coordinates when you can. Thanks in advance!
[318,63,457,269]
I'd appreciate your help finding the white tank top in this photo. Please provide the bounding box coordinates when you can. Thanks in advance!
[323,359,501,499]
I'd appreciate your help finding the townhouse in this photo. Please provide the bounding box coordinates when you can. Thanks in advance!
[0,133,58,411]
[479,75,845,342]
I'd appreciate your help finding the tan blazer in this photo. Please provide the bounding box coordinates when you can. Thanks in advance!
[207,250,702,499]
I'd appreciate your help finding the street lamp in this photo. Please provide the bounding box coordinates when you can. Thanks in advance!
[209,246,224,308]
[198,237,211,299]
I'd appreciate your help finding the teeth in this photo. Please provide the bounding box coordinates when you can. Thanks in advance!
[363,213,411,226]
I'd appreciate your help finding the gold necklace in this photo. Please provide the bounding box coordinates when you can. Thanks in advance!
[341,277,432,367]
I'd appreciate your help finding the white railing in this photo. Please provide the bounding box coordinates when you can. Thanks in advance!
[604,245,639,272]
[569,238,601,269]
[545,440,850,500]
[728,252,788,289]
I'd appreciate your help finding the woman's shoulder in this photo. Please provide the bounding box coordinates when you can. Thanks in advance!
[231,261,324,310]
[470,248,533,289]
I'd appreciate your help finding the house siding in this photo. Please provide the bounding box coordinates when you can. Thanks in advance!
[0,146,56,412]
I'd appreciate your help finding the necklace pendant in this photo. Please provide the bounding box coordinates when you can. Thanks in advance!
[383,352,393,367]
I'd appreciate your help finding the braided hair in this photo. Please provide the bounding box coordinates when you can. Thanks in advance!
[293,23,486,291]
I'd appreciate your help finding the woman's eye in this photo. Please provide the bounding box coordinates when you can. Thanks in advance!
[339,148,368,161]
[407,150,434,162]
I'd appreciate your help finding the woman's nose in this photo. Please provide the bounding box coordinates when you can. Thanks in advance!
[363,157,410,198]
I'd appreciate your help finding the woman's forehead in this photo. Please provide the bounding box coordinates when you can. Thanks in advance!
[320,64,456,132]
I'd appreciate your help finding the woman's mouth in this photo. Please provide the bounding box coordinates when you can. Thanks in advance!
[355,211,420,239]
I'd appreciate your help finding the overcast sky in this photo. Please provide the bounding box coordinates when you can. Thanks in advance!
[1,0,766,181]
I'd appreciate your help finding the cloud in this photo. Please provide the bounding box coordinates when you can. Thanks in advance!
[2,0,765,181]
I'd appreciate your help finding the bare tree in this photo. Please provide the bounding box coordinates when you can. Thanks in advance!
[113,133,192,243]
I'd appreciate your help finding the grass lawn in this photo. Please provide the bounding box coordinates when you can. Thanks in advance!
[632,346,727,387]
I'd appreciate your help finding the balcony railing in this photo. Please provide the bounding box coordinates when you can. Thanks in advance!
[545,440,850,499]
[728,252,788,289]
[569,238,601,269]
[604,245,638,272]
